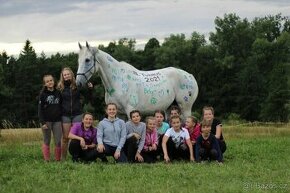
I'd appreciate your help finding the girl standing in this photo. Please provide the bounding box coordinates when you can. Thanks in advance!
[97,103,127,163]
[38,74,62,161]
[57,67,92,160]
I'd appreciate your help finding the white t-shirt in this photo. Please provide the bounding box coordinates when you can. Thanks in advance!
[164,127,190,148]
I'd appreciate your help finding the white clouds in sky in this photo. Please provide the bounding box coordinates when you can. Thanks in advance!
[0,0,289,55]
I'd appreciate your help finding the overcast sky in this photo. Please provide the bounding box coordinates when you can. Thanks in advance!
[0,0,289,56]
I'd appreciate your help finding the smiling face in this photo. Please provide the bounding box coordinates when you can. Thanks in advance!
[82,113,94,129]
[146,118,156,132]
[106,104,117,119]
[203,109,214,121]
[62,69,72,81]
[170,116,181,131]
[43,75,54,90]
[131,112,141,125]
[185,117,196,129]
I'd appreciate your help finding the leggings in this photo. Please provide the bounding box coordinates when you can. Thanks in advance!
[42,121,62,147]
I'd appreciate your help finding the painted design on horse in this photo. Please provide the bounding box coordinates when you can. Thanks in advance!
[76,42,198,118]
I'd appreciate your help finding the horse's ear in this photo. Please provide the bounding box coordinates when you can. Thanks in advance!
[86,41,90,48]
[78,42,82,49]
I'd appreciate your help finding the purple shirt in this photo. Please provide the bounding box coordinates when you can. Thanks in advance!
[70,122,97,145]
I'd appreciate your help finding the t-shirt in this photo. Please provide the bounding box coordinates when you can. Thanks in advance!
[211,118,224,140]
[70,122,97,145]
[157,122,170,135]
[164,127,190,148]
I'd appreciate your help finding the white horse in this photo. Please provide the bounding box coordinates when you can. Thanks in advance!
[76,42,198,119]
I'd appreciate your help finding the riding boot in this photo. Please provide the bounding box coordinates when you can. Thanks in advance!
[54,146,61,161]
[42,144,50,161]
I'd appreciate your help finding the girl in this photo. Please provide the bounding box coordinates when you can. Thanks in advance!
[125,110,146,163]
[97,103,127,163]
[185,116,201,145]
[202,106,227,154]
[38,74,62,161]
[57,67,93,160]
[154,110,169,159]
[162,115,194,163]
[68,113,101,162]
[142,116,158,163]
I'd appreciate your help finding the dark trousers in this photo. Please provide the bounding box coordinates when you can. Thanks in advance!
[99,143,127,163]
[218,140,227,154]
[166,137,189,161]
[198,148,218,162]
[141,150,158,163]
[157,134,164,158]
[69,139,99,162]
[124,136,138,163]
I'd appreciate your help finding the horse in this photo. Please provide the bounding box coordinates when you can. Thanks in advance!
[76,42,198,119]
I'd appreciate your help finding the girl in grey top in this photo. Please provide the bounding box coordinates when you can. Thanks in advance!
[97,103,127,163]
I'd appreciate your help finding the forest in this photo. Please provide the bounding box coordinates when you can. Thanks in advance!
[0,13,289,127]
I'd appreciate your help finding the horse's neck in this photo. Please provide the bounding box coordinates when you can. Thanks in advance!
[97,51,122,89]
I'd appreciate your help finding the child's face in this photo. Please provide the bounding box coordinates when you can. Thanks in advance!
[171,118,181,130]
[203,109,214,121]
[155,112,164,124]
[146,119,156,132]
[62,70,72,81]
[44,75,54,89]
[201,125,211,135]
[185,118,196,128]
[106,104,117,119]
[170,110,179,117]
[82,114,93,129]
[131,112,141,124]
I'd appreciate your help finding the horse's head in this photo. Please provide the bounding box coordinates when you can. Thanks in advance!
[76,42,99,87]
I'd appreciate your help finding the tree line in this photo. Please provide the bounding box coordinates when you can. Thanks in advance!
[0,13,289,128]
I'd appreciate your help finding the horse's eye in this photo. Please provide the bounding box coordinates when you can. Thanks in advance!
[85,58,90,63]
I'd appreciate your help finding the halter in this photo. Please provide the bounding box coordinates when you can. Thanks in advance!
[76,49,100,84]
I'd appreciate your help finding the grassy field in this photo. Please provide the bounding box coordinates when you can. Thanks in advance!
[0,123,289,193]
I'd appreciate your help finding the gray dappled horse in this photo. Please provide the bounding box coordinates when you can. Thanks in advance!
[77,42,198,119]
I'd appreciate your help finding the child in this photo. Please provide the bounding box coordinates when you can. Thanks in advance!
[57,67,93,160]
[162,115,194,163]
[68,113,105,163]
[97,103,127,163]
[124,110,146,163]
[202,106,227,154]
[142,116,158,163]
[38,74,62,161]
[195,119,223,163]
[185,116,201,145]
[154,110,169,159]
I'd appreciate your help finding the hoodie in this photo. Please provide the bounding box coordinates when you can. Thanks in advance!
[97,117,126,151]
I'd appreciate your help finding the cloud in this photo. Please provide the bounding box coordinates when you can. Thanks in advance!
[0,0,290,55]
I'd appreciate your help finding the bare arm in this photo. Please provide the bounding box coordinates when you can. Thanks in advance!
[162,135,170,162]
[215,125,222,139]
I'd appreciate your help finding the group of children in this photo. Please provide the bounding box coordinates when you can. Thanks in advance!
[38,68,226,164]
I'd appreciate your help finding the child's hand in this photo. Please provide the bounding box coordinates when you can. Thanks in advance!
[97,144,105,153]
[152,144,157,150]
[42,124,48,130]
[87,82,93,88]
[133,133,141,140]
[80,138,86,148]
[164,155,170,163]
[135,152,144,162]
[114,151,120,160]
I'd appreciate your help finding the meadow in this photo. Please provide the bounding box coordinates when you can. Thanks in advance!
[0,123,289,193]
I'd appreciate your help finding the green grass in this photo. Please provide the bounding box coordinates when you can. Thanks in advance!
[0,125,290,193]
